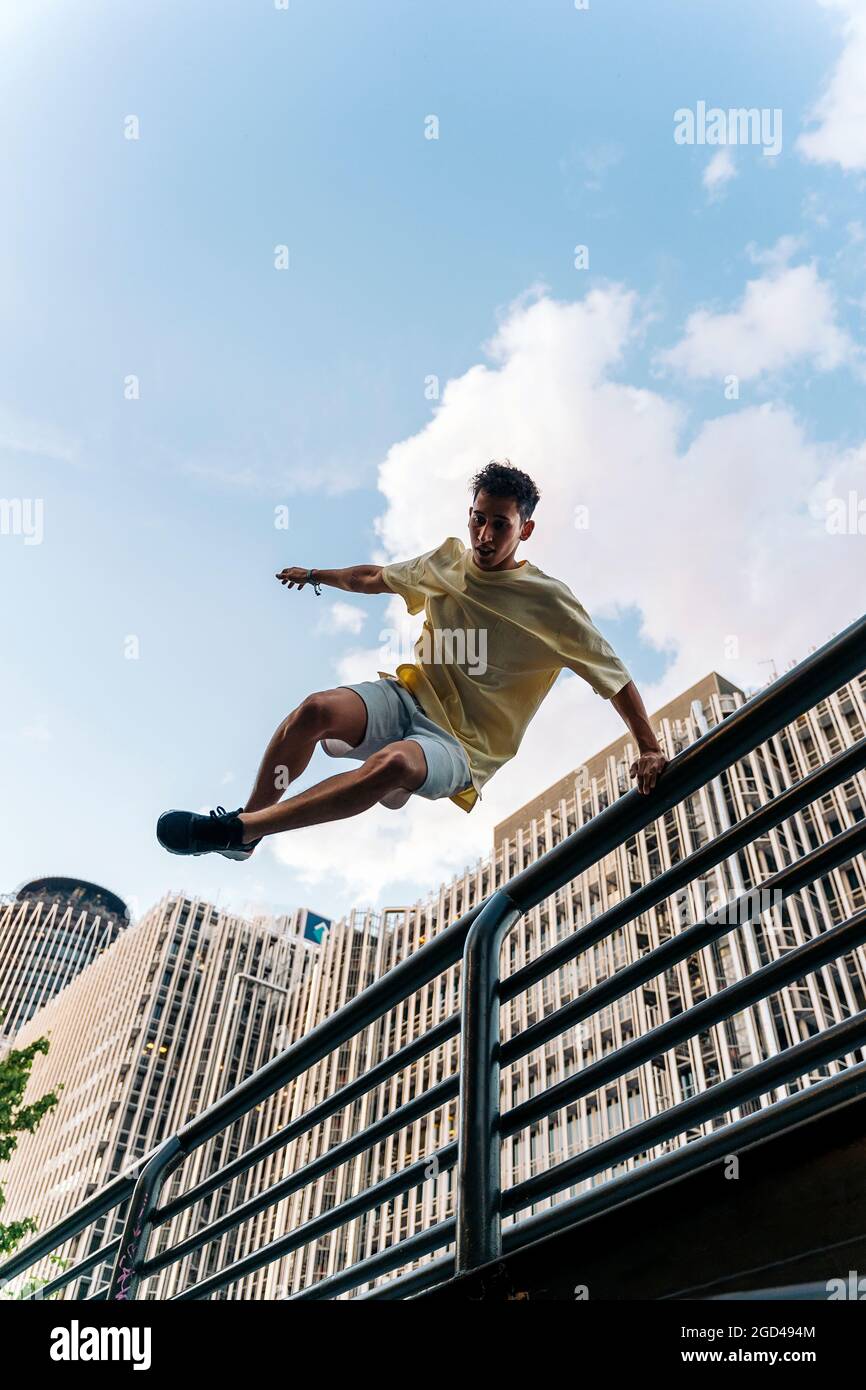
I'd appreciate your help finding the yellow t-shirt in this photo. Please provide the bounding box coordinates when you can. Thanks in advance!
[378,536,631,813]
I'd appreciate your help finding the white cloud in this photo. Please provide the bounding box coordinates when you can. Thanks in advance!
[268,792,484,911]
[656,259,860,381]
[703,149,736,199]
[798,0,866,171]
[745,234,806,268]
[317,601,367,636]
[334,641,402,685]
[269,282,865,913]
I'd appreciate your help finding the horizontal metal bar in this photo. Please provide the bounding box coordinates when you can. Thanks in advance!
[22,1237,122,1301]
[169,1144,460,1301]
[707,1282,843,1300]
[500,733,866,1013]
[503,821,866,1133]
[504,1009,866,1215]
[154,1014,460,1225]
[0,1176,134,1287]
[144,1078,461,1274]
[7,916,458,1291]
[500,1054,866,1253]
[173,916,478,1154]
[515,904,866,1136]
[352,1252,455,1301]
[290,1231,456,1302]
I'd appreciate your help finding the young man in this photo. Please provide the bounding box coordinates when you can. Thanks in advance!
[157,460,667,860]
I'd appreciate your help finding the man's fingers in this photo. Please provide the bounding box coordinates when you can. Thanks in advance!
[631,753,669,796]
[276,568,309,591]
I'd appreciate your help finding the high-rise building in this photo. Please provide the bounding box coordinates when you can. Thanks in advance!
[0,878,130,1048]
[2,668,865,1299]
[0,895,328,1296]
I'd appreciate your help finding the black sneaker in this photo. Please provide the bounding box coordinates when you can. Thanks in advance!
[156,805,261,861]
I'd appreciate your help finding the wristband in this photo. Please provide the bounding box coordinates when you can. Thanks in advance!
[306,568,322,596]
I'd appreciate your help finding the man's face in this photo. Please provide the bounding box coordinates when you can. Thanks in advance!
[468,489,533,569]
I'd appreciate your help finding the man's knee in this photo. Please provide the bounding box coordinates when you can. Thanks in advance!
[287,687,367,745]
[288,691,335,735]
[363,743,425,789]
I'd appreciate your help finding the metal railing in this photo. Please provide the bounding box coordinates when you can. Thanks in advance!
[1,611,865,1300]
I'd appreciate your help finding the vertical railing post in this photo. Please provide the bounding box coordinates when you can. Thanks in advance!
[455,889,521,1274]
[108,1138,185,1299]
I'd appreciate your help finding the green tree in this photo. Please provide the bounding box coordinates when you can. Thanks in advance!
[0,1012,63,1261]
[1,1253,70,1300]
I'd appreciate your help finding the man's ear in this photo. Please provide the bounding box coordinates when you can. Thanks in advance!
[521,518,535,541]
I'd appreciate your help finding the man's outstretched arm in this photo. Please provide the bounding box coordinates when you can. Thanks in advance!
[609,680,669,796]
[275,564,391,595]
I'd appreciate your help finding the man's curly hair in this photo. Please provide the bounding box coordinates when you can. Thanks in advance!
[470,459,541,526]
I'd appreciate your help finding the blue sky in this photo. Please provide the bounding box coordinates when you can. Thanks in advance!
[2,0,865,925]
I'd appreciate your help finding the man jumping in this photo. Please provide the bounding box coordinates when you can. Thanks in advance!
[157,460,667,861]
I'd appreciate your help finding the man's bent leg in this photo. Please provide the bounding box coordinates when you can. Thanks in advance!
[239,740,428,839]
[243,688,369,814]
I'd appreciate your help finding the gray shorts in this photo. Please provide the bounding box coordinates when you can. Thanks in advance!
[320,677,472,807]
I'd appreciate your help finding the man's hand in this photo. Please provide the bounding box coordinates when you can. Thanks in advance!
[609,682,668,795]
[276,567,315,590]
[629,748,668,795]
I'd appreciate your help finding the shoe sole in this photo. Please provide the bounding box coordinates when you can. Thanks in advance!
[158,842,255,861]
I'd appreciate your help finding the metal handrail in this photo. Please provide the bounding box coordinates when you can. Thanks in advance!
[454,612,866,1269]
[0,609,863,1300]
